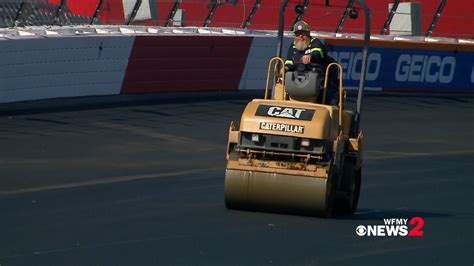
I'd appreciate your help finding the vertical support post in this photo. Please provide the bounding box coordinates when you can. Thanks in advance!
[276,0,288,58]
[90,0,104,25]
[426,0,446,37]
[354,0,370,133]
[335,0,355,33]
[165,0,181,27]
[242,0,261,29]
[380,0,400,35]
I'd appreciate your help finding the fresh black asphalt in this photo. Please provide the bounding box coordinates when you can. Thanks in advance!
[0,93,473,265]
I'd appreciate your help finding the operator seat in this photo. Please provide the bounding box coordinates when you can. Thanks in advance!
[285,63,324,103]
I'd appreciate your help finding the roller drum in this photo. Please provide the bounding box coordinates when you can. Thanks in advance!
[224,169,334,217]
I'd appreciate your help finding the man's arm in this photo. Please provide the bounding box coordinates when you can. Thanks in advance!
[302,39,324,65]
[309,40,324,64]
[300,38,323,65]
[284,46,295,71]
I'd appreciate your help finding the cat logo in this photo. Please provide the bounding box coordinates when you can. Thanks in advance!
[267,106,306,119]
[255,105,315,121]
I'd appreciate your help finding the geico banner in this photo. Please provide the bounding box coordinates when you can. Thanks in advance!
[326,45,474,92]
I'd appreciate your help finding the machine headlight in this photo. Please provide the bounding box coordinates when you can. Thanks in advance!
[252,133,260,142]
[301,138,311,147]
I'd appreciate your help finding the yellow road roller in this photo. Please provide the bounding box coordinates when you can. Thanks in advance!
[224,0,371,217]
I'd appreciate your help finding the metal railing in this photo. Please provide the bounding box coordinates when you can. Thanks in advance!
[126,0,142,25]
[164,0,180,27]
[242,0,260,29]
[426,0,446,37]
[90,0,104,25]
[380,0,399,35]
[335,0,355,33]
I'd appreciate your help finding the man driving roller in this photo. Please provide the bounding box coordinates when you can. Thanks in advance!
[284,21,339,104]
[284,21,328,71]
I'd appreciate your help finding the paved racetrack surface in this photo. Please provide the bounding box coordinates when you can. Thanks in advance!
[0,93,473,265]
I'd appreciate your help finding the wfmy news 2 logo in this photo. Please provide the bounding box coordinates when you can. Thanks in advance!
[355,217,425,237]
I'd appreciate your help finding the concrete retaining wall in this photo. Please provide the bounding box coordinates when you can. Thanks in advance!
[0,35,133,103]
[0,29,473,104]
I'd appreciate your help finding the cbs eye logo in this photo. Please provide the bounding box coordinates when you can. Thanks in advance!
[356,225,367,236]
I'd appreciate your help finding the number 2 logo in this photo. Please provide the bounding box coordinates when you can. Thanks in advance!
[408,216,424,236]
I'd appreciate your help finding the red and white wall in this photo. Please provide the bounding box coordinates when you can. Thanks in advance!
[0,33,473,104]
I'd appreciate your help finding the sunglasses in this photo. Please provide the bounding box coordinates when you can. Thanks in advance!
[294,31,310,37]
